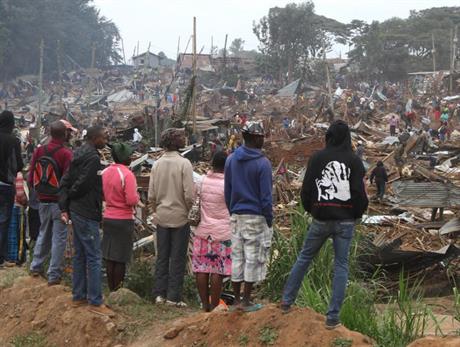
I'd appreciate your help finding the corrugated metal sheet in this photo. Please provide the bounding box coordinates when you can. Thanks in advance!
[392,181,460,208]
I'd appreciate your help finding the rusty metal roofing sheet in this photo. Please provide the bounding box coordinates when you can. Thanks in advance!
[392,180,460,208]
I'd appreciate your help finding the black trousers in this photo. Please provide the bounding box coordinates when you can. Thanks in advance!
[153,224,190,302]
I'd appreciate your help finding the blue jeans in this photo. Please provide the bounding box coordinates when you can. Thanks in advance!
[282,219,355,321]
[30,203,68,281]
[0,185,15,264]
[71,211,102,306]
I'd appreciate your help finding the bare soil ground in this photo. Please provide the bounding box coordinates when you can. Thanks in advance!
[130,304,373,347]
[408,336,460,347]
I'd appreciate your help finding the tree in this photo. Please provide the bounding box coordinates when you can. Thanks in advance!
[253,1,348,83]
[348,7,460,80]
[0,0,121,79]
[229,38,245,56]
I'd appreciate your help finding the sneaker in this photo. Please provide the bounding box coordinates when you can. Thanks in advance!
[47,279,61,286]
[280,303,291,314]
[71,299,88,308]
[166,300,188,308]
[325,318,342,330]
[155,296,166,304]
[30,270,44,277]
[88,304,115,317]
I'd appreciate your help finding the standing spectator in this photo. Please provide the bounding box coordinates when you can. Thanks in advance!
[101,143,139,291]
[193,152,231,312]
[7,172,28,265]
[281,120,368,329]
[224,121,273,312]
[0,111,24,268]
[370,161,388,202]
[29,121,74,284]
[389,115,398,136]
[59,126,113,316]
[148,128,194,307]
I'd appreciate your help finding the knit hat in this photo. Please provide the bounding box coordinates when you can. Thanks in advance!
[160,128,185,150]
[111,142,134,164]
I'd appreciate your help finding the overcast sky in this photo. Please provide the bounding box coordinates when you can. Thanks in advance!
[93,0,459,61]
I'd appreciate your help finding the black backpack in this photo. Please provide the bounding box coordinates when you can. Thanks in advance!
[33,145,63,196]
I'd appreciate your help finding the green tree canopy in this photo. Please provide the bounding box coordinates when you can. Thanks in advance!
[229,38,245,56]
[0,0,121,79]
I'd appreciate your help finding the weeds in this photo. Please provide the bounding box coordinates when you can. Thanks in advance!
[11,332,52,347]
[258,326,278,345]
[331,338,352,347]
[238,333,249,346]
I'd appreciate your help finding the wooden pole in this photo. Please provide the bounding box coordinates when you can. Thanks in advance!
[323,44,334,113]
[431,33,436,74]
[223,34,228,72]
[121,37,127,65]
[192,17,197,135]
[37,38,44,138]
[210,36,213,55]
[56,40,63,114]
[176,36,181,60]
[91,42,96,69]
[450,28,454,94]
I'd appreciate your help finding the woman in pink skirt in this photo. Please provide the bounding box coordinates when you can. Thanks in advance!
[192,151,231,312]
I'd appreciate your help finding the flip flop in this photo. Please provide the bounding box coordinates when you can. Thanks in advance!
[242,303,263,313]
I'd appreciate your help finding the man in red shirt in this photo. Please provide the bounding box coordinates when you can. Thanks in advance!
[29,120,74,285]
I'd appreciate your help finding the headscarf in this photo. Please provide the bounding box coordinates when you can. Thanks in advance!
[0,110,15,134]
[160,128,184,150]
[111,142,134,164]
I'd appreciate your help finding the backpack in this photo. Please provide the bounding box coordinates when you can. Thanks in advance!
[33,145,63,196]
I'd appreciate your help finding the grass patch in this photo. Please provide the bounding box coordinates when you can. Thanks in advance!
[0,267,28,289]
[331,338,353,347]
[258,326,278,346]
[238,333,249,346]
[10,332,53,347]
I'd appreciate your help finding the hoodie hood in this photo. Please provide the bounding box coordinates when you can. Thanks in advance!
[234,145,263,161]
[0,111,15,134]
[325,120,352,151]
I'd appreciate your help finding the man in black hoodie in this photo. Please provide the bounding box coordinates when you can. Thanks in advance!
[59,126,113,317]
[0,111,24,267]
[281,120,368,329]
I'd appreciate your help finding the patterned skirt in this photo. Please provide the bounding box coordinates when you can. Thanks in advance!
[192,236,232,276]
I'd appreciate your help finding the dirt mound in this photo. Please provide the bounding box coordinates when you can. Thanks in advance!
[408,336,460,347]
[0,276,120,347]
[133,304,373,347]
[265,138,324,166]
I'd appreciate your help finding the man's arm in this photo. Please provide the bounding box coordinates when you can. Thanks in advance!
[259,159,273,227]
[68,155,99,199]
[148,163,157,212]
[182,160,194,211]
[15,138,24,173]
[28,148,38,186]
[350,157,368,219]
[224,158,232,211]
[300,157,315,212]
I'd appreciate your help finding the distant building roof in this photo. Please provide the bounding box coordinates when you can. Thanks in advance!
[132,51,160,60]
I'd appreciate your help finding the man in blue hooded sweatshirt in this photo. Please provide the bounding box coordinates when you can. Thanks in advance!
[224,121,273,312]
[281,120,368,329]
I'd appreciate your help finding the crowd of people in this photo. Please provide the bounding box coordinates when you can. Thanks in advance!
[0,106,372,330]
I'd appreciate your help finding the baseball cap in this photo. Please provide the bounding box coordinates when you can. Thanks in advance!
[242,121,265,136]
[60,119,77,132]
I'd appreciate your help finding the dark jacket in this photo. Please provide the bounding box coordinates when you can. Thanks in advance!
[0,118,24,185]
[224,145,273,227]
[370,166,388,184]
[301,121,368,221]
[59,143,102,221]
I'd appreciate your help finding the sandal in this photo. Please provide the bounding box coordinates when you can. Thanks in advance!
[242,303,263,312]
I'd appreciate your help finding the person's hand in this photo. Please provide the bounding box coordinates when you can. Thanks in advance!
[61,212,70,225]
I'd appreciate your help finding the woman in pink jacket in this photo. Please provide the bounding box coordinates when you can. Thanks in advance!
[102,143,139,291]
[192,151,231,311]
